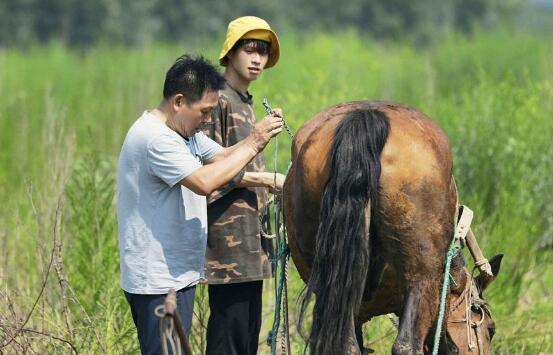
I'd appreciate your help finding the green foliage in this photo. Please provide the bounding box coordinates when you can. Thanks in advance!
[0,0,540,48]
[0,29,552,353]
[65,146,117,310]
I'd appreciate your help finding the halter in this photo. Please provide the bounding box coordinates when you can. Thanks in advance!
[447,270,492,355]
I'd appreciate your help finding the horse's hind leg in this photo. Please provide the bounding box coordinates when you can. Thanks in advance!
[392,279,441,355]
[385,174,456,354]
[390,225,451,355]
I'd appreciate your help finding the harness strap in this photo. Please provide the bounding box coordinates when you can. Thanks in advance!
[453,178,493,278]
[472,305,486,355]
[455,205,473,244]
[447,271,471,314]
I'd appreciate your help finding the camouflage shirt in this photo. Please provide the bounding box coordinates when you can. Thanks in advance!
[202,82,273,284]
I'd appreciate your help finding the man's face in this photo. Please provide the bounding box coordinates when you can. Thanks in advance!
[172,91,218,138]
[228,42,269,82]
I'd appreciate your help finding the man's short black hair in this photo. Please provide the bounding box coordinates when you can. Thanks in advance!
[231,39,271,56]
[163,55,225,103]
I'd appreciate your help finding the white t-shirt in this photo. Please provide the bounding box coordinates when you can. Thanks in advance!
[117,111,222,294]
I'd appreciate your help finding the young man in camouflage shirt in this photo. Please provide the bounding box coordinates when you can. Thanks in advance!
[203,16,285,355]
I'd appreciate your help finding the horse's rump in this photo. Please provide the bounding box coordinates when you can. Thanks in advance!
[284,101,458,354]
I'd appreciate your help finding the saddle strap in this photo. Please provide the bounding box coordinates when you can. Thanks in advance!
[455,205,474,244]
[456,205,494,277]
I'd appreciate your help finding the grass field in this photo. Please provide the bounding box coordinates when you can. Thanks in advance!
[0,29,552,354]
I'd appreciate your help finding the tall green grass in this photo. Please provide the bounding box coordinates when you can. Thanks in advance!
[0,29,551,353]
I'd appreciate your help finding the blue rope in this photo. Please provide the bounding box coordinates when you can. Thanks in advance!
[264,98,293,354]
[266,190,290,354]
[266,118,288,354]
[432,225,461,355]
[268,239,289,354]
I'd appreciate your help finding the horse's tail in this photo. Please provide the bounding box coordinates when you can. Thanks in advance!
[300,108,390,354]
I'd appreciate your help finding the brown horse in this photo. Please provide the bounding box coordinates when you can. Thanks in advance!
[283,101,503,354]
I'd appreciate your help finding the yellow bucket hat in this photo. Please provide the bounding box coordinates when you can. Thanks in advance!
[219,16,280,69]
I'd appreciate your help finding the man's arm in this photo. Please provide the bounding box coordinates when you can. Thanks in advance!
[203,135,253,163]
[206,108,284,163]
[181,114,283,196]
[236,172,285,192]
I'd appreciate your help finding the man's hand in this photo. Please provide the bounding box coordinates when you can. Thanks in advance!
[271,108,283,118]
[250,110,284,152]
[268,172,286,194]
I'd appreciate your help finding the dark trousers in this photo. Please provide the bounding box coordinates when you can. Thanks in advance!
[205,281,263,355]
[124,286,196,355]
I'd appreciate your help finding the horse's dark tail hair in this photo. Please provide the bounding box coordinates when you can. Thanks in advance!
[299,108,390,354]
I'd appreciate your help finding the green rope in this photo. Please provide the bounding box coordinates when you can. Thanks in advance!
[266,181,290,354]
[432,228,461,355]
[263,97,293,354]
[268,237,290,354]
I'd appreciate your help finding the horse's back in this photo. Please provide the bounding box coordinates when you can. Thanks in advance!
[292,101,453,188]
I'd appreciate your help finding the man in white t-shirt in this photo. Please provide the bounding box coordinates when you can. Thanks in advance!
[117,55,283,354]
